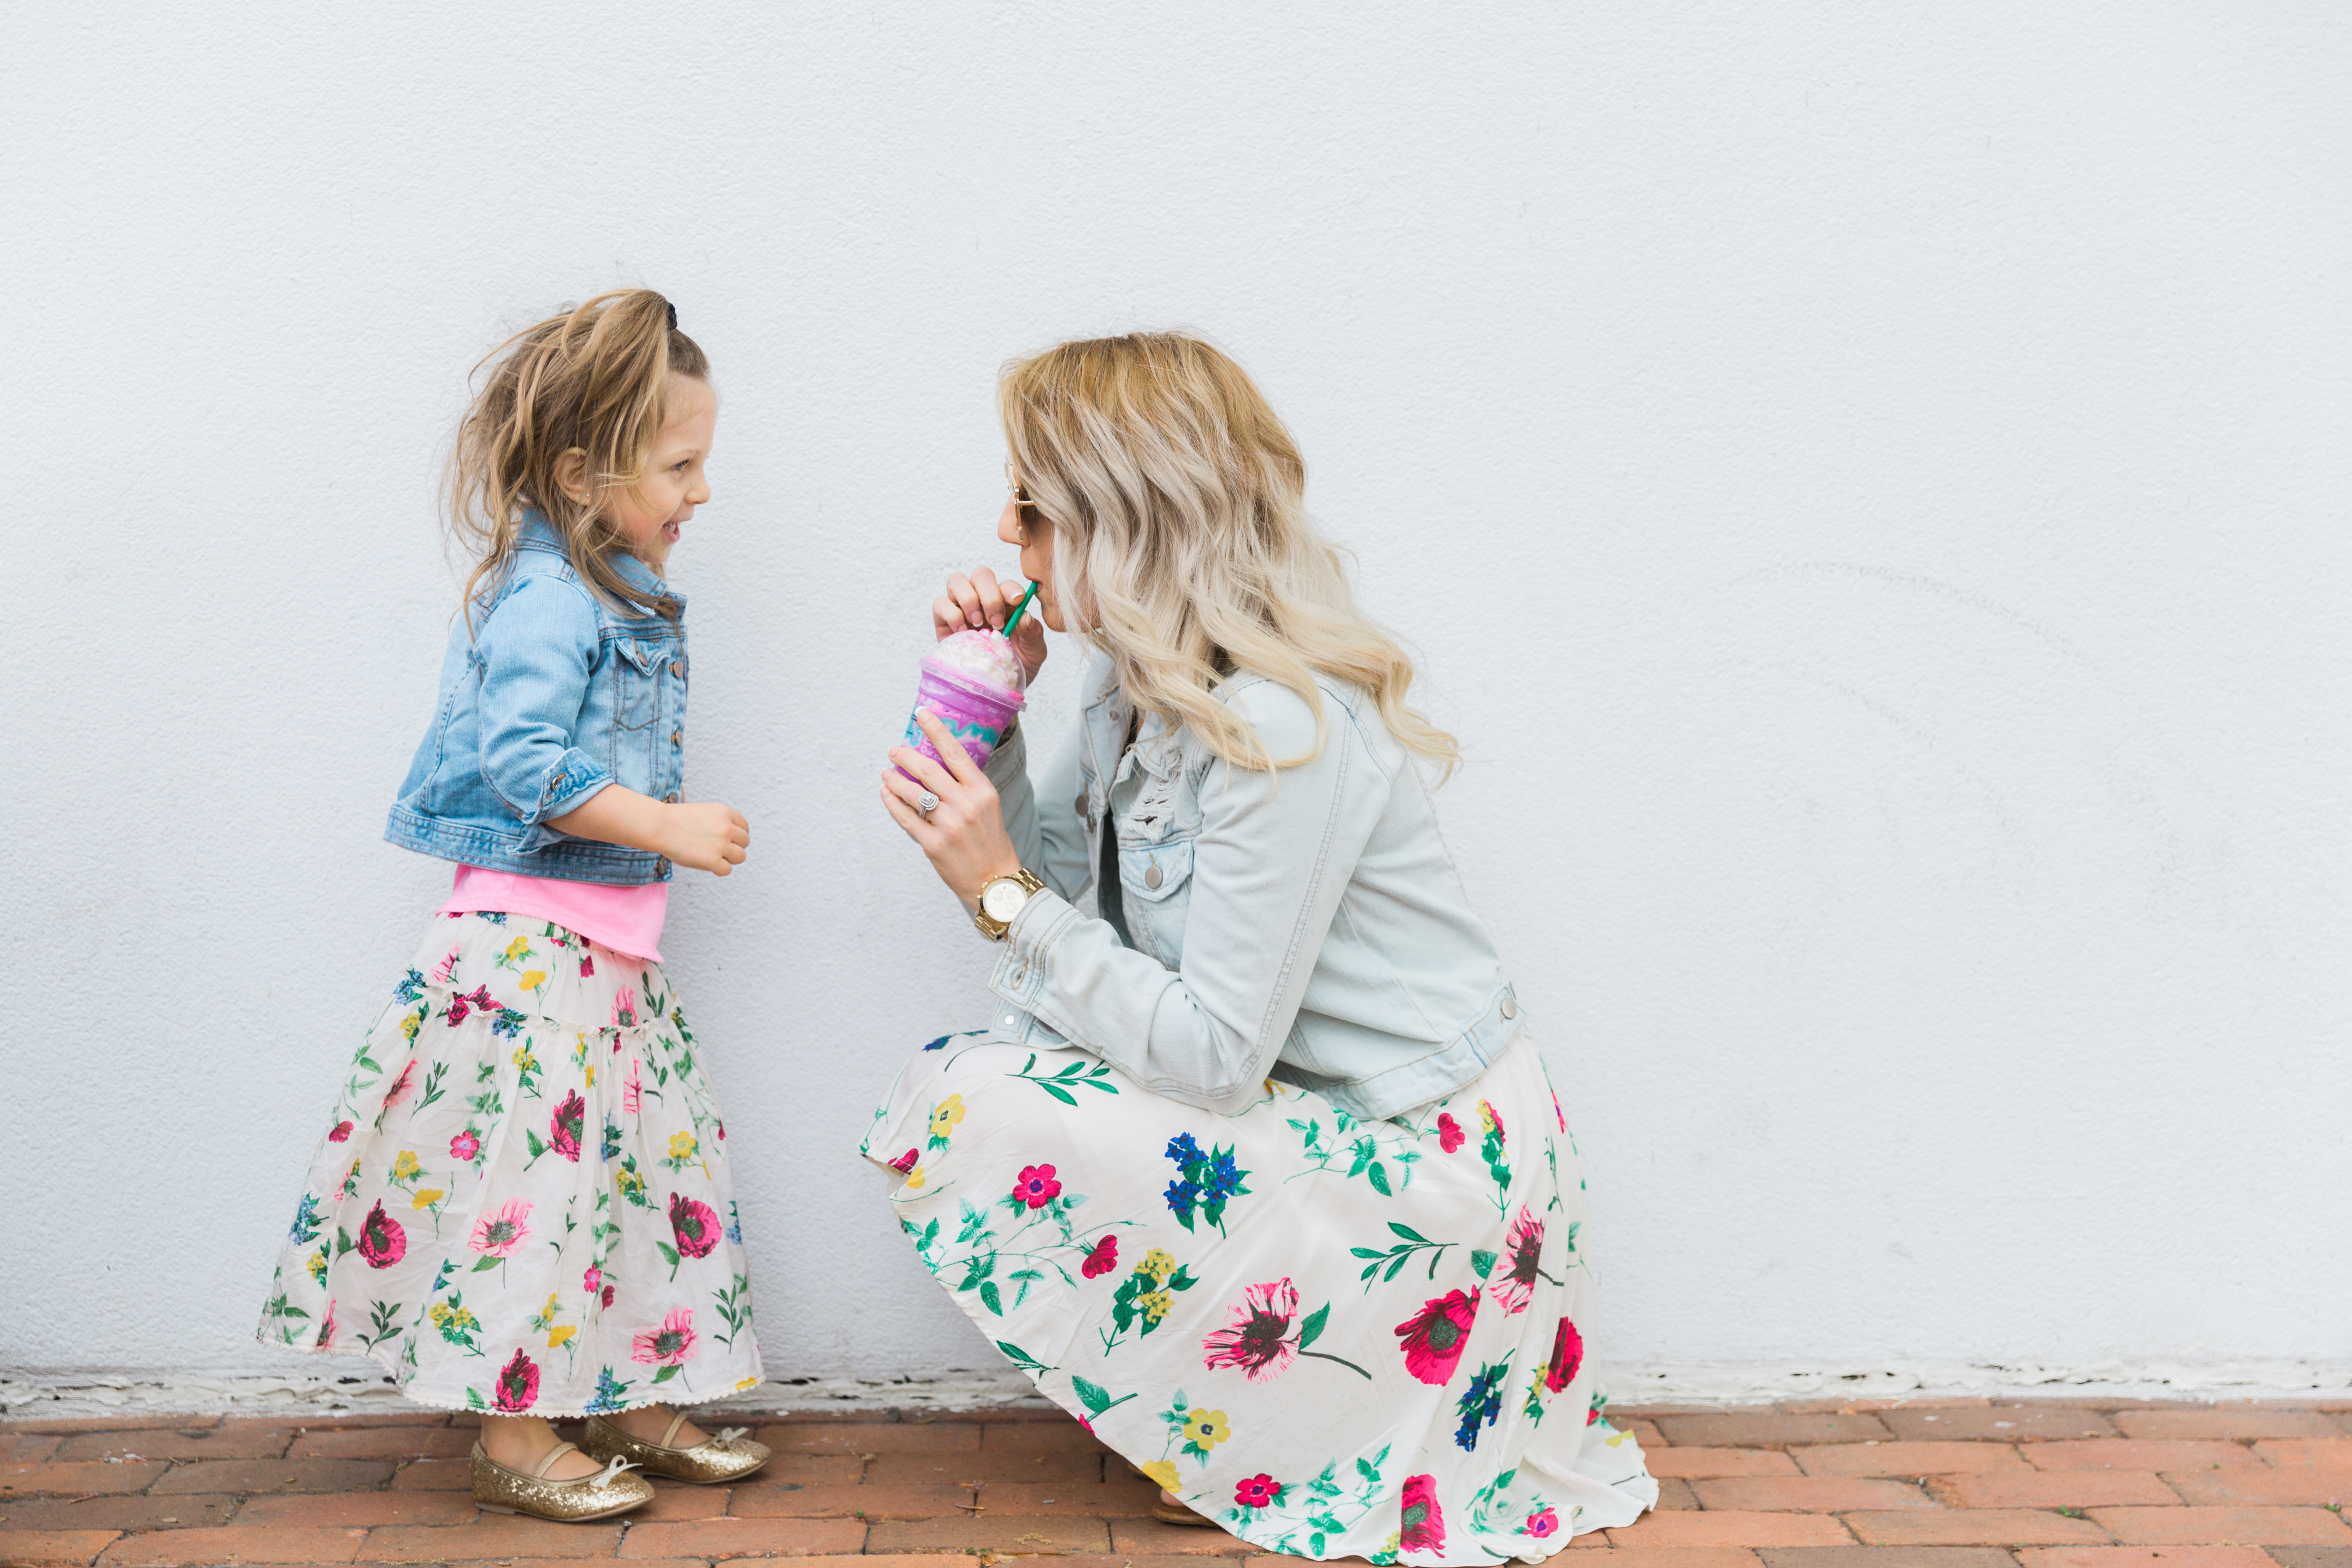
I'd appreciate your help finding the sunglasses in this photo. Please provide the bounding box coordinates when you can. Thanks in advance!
[1005,460,1043,526]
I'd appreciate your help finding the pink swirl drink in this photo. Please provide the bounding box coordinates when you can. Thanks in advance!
[901,629,1027,777]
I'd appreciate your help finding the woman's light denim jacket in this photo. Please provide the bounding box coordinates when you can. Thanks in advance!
[384,515,688,885]
[982,654,1525,1121]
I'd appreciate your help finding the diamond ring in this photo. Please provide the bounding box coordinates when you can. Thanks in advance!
[916,789,941,816]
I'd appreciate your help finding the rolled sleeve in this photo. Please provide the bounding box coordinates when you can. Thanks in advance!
[474,577,613,828]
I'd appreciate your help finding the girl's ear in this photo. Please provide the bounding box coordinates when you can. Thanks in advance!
[553,449,593,507]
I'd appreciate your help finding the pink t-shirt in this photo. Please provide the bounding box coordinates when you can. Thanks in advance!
[439,865,669,962]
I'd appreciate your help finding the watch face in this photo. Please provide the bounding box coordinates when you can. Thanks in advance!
[982,879,1030,924]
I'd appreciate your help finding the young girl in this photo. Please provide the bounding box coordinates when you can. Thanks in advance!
[258,289,769,1522]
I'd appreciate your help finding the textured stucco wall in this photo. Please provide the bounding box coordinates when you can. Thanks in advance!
[5,3,2348,1388]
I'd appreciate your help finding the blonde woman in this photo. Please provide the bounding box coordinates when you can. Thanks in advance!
[870,333,1655,1564]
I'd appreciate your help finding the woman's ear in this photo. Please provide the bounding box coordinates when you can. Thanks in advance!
[553,449,593,507]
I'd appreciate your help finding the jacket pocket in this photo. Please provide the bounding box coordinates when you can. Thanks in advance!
[611,636,667,732]
[1119,836,1193,903]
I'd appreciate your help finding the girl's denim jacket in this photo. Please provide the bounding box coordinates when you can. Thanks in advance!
[384,515,687,885]
[982,654,1526,1121]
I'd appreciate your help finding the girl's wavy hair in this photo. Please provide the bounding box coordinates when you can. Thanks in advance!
[1001,331,1457,776]
[446,288,707,626]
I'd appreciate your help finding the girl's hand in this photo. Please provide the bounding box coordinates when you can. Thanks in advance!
[659,801,751,875]
[933,565,1047,687]
[880,711,1022,911]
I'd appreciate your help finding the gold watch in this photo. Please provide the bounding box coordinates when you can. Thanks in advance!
[973,867,1046,941]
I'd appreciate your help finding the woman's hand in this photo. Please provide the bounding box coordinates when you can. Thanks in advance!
[934,565,1047,687]
[880,710,1023,912]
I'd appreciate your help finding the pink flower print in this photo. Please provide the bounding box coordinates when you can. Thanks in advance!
[1399,1473,1446,1553]
[1494,1206,1544,1317]
[1394,1288,1479,1385]
[1524,1505,1559,1539]
[889,1147,920,1174]
[601,1284,616,1308]
[1546,1316,1585,1393]
[469,1198,533,1258]
[549,1090,585,1162]
[611,988,638,1028]
[381,1062,417,1111]
[492,1346,540,1412]
[1080,1235,1119,1278]
[631,1306,698,1367]
[327,1120,353,1143]
[1479,1099,1505,1145]
[1436,1112,1464,1153]
[582,1265,602,1296]
[623,1058,643,1115]
[579,952,595,976]
[1200,1278,1303,1383]
[1234,1473,1284,1510]
[716,1119,725,1141]
[669,1193,720,1259]
[1552,1087,1566,1133]
[431,947,460,985]
[444,985,492,1027]
[316,1299,337,1349]
[450,1129,481,1162]
[1013,1163,1063,1209]
[357,1201,407,1269]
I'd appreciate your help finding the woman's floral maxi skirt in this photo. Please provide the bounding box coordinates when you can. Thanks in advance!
[862,1030,1655,1566]
[259,912,762,1416]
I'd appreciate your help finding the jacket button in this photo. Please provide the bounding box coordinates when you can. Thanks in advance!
[1500,997,1518,1020]
[671,729,682,745]
[1144,862,1163,890]
[1076,794,1088,817]
[656,857,671,876]
[671,661,685,677]
[664,791,680,804]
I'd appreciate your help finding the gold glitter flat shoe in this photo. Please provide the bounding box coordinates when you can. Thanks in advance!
[1151,1490,1216,1526]
[470,1440,653,1521]
[579,1412,772,1484]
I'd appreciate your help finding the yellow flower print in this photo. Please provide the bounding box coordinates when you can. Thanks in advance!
[904,1164,927,1190]
[503,936,530,962]
[1139,1289,1173,1323]
[929,1095,966,1140]
[1137,1248,1176,1284]
[429,1301,479,1332]
[410,1188,443,1210]
[1138,1458,1181,1492]
[389,1150,421,1183]
[585,1064,595,1088]
[733,1376,761,1392]
[400,1012,421,1042]
[306,1248,328,1285]
[512,1046,539,1071]
[548,1324,576,1349]
[1478,1099,1499,1135]
[668,1131,698,1161]
[518,969,547,992]
[1178,1408,1230,1450]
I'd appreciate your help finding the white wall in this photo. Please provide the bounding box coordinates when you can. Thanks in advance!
[5,3,2348,1392]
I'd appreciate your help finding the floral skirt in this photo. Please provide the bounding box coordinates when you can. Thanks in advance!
[861,1029,1655,1565]
[259,912,762,1416]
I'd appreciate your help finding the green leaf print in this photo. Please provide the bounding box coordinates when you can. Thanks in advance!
[652,1363,680,1385]
[1068,1374,1135,1416]
[1366,1161,1392,1196]
[996,1340,1053,1374]
[1471,1248,1499,1278]
[979,1280,1003,1316]
[1297,1303,1330,1349]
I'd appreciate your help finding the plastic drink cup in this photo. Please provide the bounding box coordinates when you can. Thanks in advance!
[901,631,1027,778]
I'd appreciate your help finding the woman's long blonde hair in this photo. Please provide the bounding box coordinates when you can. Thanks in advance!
[446,288,708,625]
[1000,332,1457,775]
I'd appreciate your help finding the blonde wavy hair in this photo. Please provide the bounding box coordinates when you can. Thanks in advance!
[1000,331,1456,775]
[446,288,708,626]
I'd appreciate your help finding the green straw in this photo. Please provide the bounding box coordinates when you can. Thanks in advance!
[999,579,1042,638]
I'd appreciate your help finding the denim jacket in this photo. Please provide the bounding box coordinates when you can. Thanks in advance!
[384,515,688,885]
[982,654,1525,1120]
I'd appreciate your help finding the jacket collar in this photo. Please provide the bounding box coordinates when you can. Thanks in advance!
[516,510,681,611]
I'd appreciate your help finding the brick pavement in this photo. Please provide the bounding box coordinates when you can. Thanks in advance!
[3,1399,2349,1567]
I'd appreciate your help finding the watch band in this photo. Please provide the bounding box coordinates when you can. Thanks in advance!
[972,867,1047,941]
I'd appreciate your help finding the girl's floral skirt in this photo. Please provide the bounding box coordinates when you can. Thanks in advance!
[861,1029,1654,1566]
[259,912,762,1416]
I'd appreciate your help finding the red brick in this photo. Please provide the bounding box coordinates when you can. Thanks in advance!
[1883,1409,2122,1443]
[1846,1510,2114,1546]
[867,1446,1106,1483]
[0,1530,120,1567]
[2269,1548,2352,1568]
[758,1420,979,1457]
[1612,1513,1856,1547]
[2258,1442,2352,1468]
[758,1453,862,1486]
[1757,1551,2020,1568]
[0,1496,238,1531]
[2115,1412,2344,1442]
[149,1458,394,1494]
[725,1482,974,1518]
[235,1490,482,1527]
[1651,1449,1804,1479]
[56,1428,294,1462]
[3,1418,222,1436]
[1,1462,173,1496]
[630,1481,733,1520]
[1557,1552,1767,1568]
[270,1411,455,1429]
[2018,1550,2277,1568]
[976,1417,1107,1454]
[1,1433,64,1462]
[958,1479,1162,1515]
[1655,1415,1897,1449]
[357,1516,625,1560]
[1106,1516,1257,1553]
[386,1457,473,1489]
[1794,1444,2030,1478]
[95,1525,368,1565]
[619,1515,869,1556]
[868,1514,1112,1552]
[2027,1444,2264,1473]
[1658,1478,1703,1510]
[1778,1399,1995,1416]
[1927,1471,2181,1509]
[287,1426,476,1460]
[1616,1405,1755,1418]
[2088,1506,2352,1545]
[2164,1468,2352,1506]
[1693,1478,1937,1512]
